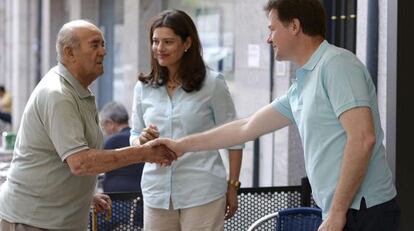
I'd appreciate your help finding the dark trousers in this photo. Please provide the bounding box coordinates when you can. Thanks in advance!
[344,197,400,231]
[0,112,11,124]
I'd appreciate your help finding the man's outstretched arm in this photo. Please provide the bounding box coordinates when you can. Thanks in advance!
[66,144,176,176]
[149,104,292,156]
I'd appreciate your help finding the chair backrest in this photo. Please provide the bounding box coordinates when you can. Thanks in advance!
[247,207,322,231]
[276,207,322,231]
[225,186,304,230]
[88,192,143,231]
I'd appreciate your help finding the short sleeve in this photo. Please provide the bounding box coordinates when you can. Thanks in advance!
[210,73,244,150]
[130,81,146,144]
[44,94,89,161]
[271,94,294,121]
[323,54,372,118]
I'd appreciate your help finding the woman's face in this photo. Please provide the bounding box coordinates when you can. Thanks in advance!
[152,27,191,73]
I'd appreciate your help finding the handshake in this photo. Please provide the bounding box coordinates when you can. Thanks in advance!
[137,124,185,166]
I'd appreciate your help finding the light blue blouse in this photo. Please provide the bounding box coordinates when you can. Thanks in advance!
[272,41,396,218]
[130,70,242,209]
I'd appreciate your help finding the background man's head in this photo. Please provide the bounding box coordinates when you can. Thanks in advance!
[0,86,5,97]
[56,20,106,85]
[99,102,129,136]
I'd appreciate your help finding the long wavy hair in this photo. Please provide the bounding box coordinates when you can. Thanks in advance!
[138,10,206,92]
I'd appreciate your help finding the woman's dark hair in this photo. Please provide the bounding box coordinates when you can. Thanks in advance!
[138,10,206,92]
[264,0,326,38]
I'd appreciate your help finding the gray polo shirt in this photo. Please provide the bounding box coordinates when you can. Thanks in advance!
[0,63,103,230]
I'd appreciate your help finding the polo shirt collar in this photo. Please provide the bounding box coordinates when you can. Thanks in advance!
[301,40,329,71]
[54,62,93,99]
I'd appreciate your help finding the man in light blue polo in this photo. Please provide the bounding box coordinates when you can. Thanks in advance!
[149,0,400,230]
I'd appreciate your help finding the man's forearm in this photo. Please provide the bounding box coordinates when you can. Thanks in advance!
[67,146,148,176]
[329,138,375,215]
[178,119,249,153]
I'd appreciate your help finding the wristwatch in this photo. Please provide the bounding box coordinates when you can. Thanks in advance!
[228,179,241,190]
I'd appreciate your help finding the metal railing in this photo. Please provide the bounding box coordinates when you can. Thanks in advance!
[88,178,315,231]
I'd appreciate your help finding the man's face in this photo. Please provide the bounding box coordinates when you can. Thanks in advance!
[100,120,116,136]
[266,9,293,61]
[72,26,106,81]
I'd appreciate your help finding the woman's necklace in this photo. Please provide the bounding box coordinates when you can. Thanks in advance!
[166,78,180,90]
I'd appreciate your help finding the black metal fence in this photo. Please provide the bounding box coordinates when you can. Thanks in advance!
[88,178,316,231]
[88,192,143,231]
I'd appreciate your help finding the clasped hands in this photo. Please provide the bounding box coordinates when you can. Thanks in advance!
[139,124,184,166]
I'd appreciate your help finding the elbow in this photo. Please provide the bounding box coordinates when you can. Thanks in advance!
[239,118,254,140]
[364,134,376,153]
[347,132,376,159]
[357,133,376,158]
[69,162,87,176]
[66,154,92,176]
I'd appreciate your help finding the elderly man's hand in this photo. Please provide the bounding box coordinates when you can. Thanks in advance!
[92,193,112,213]
[147,138,185,158]
[140,143,177,166]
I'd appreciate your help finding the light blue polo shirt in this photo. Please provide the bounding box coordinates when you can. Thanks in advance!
[272,40,396,218]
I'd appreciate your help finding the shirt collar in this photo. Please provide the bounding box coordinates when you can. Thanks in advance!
[54,62,93,99]
[301,40,329,71]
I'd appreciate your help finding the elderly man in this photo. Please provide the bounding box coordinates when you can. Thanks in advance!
[0,20,175,231]
[150,1,400,231]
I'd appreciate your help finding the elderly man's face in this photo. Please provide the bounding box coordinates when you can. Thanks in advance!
[72,26,106,80]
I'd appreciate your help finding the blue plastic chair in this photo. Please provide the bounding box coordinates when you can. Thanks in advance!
[247,207,322,231]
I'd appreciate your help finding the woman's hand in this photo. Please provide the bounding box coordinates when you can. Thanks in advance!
[224,185,239,220]
[139,124,159,145]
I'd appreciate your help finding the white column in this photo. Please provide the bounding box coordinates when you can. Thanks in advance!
[120,0,162,113]
[68,0,81,20]
[9,0,40,130]
[41,0,51,76]
[0,0,5,84]
[121,0,141,113]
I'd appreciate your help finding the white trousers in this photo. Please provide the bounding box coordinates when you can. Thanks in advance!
[144,196,226,231]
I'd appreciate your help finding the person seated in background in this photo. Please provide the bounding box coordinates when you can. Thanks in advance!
[0,86,12,124]
[100,101,144,193]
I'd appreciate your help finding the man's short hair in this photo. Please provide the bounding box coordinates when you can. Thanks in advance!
[264,0,326,37]
[99,101,129,125]
[0,85,5,93]
[55,20,95,63]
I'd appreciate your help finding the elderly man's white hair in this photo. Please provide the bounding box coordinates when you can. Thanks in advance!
[55,19,98,63]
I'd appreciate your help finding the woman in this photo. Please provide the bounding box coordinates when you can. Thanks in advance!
[130,10,243,231]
